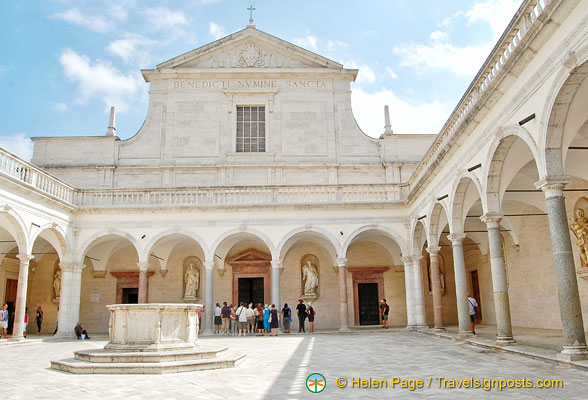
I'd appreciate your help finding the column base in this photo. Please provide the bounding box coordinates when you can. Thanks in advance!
[339,326,351,332]
[557,346,588,362]
[8,336,26,343]
[405,325,417,330]
[495,336,516,346]
[431,327,446,332]
[54,331,76,339]
[458,331,475,339]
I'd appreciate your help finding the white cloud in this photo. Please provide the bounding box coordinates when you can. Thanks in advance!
[0,133,34,161]
[208,22,225,40]
[466,0,521,41]
[351,88,449,136]
[109,4,128,22]
[394,41,492,76]
[144,7,189,36]
[394,0,522,76]
[59,48,143,112]
[292,35,318,51]
[50,8,112,33]
[53,103,68,111]
[107,34,157,64]
[327,40,348,53]
[385,67,398,79]
[346,60,376,84]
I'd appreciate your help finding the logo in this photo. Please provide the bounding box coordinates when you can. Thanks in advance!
[306,373,326,393]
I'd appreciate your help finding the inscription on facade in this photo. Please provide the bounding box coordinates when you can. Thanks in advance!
[172,80,327,90]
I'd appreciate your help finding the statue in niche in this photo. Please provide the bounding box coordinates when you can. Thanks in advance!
[184,262,200,299]
[53,269,61,299]
[570,208,588,265]
[302,260,319,296]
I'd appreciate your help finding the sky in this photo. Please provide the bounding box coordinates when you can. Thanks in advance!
[0,0,523,161]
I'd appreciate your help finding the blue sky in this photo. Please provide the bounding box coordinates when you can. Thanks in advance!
[0,0,522,161]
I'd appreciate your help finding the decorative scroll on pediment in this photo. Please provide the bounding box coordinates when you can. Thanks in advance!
[180,42,311,69]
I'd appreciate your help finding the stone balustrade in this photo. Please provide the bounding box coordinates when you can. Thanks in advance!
[0,147,76,205]
[76,184,408,208]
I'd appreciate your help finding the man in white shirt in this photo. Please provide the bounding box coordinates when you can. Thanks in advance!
[236,302,248,336]
[467,294,479,335]
[245,303,255,334]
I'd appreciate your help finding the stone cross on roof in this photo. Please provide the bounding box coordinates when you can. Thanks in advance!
[247,5,255,27]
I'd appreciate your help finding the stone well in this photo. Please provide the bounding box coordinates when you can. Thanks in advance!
[51,303,245,374]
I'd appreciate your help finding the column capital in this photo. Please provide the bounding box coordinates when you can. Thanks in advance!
[203,261,215,270]
[59,263,86,273]
[447,233,466,244]
[426,246,442,255]
[137,262,150,272]
[411,256,423,263]
[271,260,282,269]
[16,254,34,263]
[480,213,503,228]
[534,176,570,199]
[337,258,347,267]
[401,256,413,264]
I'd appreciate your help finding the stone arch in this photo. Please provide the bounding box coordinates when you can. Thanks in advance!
[141,229,210,264]
[540,48,588,178]
[449,173,484,234]
[410,219,428,257]
[78,230,141,266]
[277,227,341,265]
[30,223,70,262]
[209,227,277,262]
[426,201,450,246]
[342,225,407,260]
[483,125,541,213]
[0,207,29,254]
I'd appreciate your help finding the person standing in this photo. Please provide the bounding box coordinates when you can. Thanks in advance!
[296,299,307,333]
[1,304,8,339]
[214,303,222,334]
[229,305,238,336]
[24,307,28,338]
[236,302,248,336]
[35,306,44,334]
[380,299,390,329]
[263,304,270,332]
[246,303,255,334]
[269,304,279,336]
[281,303,292,333]
[307,302,315,333]
[221,302,231,335]
[255,303,265,336]
[197,306,203,334]
[468,294,479,335]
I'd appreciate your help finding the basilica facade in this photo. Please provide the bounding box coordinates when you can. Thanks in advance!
[1,0,588,360]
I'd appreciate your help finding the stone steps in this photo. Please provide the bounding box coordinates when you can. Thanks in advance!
[73,347,228,363]
[51,351,246,374]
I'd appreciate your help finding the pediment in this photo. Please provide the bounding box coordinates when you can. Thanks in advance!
[157,27,342,70]
[227,249,271,263]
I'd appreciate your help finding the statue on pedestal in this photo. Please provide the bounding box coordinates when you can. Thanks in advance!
[53,269,61,299]
[184,262,200,299]
[571,208,588,265]
[302,260,319,296]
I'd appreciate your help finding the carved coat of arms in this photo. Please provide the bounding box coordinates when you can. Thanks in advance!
[238,44,266,67]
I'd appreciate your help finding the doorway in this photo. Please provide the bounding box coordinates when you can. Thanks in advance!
[470,270,482,324]
[121,288,138,304]
[238,277,264,306]
[358,283,379,325]
[4,279,17,334]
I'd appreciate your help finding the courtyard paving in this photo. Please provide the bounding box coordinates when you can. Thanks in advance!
[1,329,588,399]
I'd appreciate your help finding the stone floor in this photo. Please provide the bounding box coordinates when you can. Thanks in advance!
[1,328,588,399]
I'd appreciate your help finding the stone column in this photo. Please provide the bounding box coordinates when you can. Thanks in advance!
[137,262,150,304]
[481,214,515,344]
[271,260,281,308]
[536,177,588,360]
[56,263,85,338]
[412,257,427,327]
[448,234,471,337]
[337,258,350,331]
[402,257,415,328]
[11,254,33,340]
[426,246,445,330]
[203,261,215,334]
